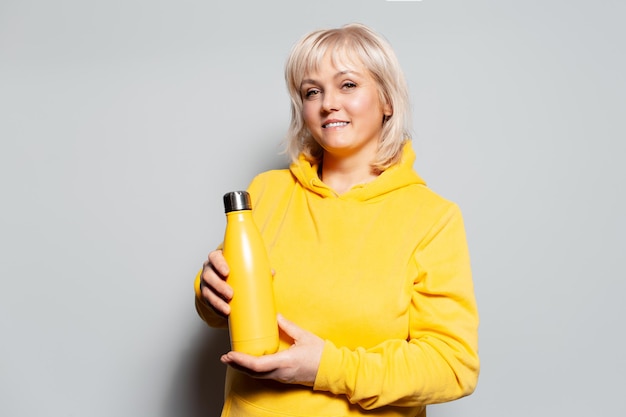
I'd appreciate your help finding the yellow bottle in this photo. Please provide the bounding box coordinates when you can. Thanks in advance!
[222,191,279,355]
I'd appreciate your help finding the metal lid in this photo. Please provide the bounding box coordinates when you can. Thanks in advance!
[223,191,251,212]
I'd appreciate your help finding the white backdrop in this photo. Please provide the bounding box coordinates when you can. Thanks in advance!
[1,1,624,416]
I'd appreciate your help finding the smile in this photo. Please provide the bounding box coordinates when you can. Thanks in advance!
[323,121,350,128]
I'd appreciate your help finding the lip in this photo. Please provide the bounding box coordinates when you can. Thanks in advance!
[322,119,350,128]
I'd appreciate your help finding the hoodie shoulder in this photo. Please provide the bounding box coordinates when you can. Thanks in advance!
[247,169,296,205]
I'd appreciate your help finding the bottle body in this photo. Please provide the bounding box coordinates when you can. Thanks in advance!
[222,198,279,356]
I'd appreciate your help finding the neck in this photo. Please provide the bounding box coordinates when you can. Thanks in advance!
[320,153,379,195]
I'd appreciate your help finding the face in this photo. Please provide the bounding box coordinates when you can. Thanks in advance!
[300,54,392,162]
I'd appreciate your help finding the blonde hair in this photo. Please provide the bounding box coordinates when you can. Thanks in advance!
[284,23,411,172]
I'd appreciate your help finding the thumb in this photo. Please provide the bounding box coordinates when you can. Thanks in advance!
[277,314,304,341]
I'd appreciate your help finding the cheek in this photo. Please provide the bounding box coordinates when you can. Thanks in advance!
[348,93,382,118]
[302,103,318,129]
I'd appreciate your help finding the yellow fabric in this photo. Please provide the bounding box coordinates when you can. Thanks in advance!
[195,142,479,416]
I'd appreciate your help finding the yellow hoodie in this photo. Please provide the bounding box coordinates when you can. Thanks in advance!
[195,143,479,417]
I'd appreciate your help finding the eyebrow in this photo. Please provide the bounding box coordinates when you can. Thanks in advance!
[300,70,363,88]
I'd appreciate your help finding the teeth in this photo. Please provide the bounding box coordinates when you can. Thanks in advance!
[324,122,349,128]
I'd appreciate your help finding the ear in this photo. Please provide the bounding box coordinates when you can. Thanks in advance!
[383,100,393,117]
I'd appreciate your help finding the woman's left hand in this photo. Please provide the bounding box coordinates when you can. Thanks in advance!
[220,314,324,387]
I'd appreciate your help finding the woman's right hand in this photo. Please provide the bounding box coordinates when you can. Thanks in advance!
[199,250,233,317]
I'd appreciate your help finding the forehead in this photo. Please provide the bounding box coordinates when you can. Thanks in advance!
[301,47,370,80]
[304,55,365,77]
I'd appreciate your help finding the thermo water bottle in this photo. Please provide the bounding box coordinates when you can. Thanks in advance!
[222,191,279,355]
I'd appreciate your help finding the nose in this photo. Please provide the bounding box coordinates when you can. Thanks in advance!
[321,90,340,113]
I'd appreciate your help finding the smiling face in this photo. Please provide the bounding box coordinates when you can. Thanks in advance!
[300,54,392,164]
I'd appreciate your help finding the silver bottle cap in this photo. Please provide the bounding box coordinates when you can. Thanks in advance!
[223,191,251,212]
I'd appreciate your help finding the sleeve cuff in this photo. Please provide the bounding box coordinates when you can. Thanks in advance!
[313,340,347,394]
[194,269,203,299]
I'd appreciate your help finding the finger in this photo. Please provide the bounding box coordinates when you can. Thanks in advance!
[201,260,233,301]
[202,271,233,301]
[202,285,231,316]
[221,351,281,374]
[208,250,230,276]
[199,262,233,315]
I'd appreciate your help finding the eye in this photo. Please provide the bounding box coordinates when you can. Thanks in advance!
[304,88,321,99]
[341,81,357,90]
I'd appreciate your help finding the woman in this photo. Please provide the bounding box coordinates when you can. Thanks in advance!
[195,23,479,417]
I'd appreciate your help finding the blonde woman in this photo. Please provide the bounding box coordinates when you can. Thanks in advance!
[195,23,479,417]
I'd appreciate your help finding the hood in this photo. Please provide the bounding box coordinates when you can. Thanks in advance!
[289,141,426,201]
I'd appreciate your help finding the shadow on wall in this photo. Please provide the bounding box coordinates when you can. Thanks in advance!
[165,131,288,416]
[166,326,231,417]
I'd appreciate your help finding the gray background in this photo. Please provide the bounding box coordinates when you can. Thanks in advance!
[1,0,624,416]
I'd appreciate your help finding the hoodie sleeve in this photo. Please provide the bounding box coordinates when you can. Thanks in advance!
[313,204,479,409]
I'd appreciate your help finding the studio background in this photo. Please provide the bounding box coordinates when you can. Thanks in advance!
[1,1,624,416]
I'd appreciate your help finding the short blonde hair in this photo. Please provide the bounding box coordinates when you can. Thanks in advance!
[284,23,411,172]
